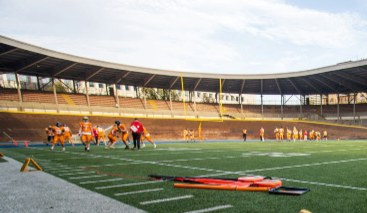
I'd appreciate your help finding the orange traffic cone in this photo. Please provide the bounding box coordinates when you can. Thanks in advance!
[14,140,18,146]
[25,141,28,148]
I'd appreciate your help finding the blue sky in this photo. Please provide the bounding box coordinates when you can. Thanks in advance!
[1,0,367,75]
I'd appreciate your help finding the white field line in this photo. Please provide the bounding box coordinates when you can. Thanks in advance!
[183,205,233,213]
[274,178,367,191]
[140,195,193,205]
[96,181,162,190]
[80,178,123,185]
[51,169,84,173]
[58,171,95,176]
[114,188,163,196]
[69,175,108,179]
[240,158,367,173]
[30,146,367,191]
[43,166,71,170]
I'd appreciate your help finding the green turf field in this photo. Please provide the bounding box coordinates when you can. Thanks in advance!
[1,140,367,213]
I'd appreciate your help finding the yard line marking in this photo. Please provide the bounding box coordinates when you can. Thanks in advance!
[51,169,84,173]
[80,178,123,184]
[184,205,233,213]
[69,175,108,179]
[240,158,367,173]
[140,195,193,205]
[96,181,162,189]
[114,188,164,196]
[58,171,95,176]
[277,178,367,191]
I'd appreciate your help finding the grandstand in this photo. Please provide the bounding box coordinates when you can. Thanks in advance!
[1,34,367,142]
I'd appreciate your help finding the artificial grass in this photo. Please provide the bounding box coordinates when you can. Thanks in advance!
[1,140,366,213]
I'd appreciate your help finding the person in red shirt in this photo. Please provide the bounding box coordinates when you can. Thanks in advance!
[92,126,98,145]
[130,118,144,150]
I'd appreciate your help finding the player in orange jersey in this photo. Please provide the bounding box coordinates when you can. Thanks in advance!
[299,129,303,141]
[50,122,65,151]
[96,126,106,146]
[106,123,118,150]
[274,127,279,142]
[242,128,247,141]
[63,124,74,146]
[323,130,328,141]
[279,127,284,142]
[45,125,54,146]
[292,127,298,142]
[141,126,156,148]
[310,130,316,141]
[286,128,292,142]
[115,120,130,150]
[259,127,264,142]
[183,128,189,143]
[79,116,93,152]
[189,129,195,143]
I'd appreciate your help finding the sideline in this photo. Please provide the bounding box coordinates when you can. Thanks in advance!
[0,157,146,213]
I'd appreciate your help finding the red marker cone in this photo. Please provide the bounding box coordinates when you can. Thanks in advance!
[25,141,28,148]
[14,140,18,146]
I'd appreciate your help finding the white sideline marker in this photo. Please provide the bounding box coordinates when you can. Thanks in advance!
[59,171,95,176]
[80,178,123,185]
[114,188,164,196]
[140,195,193,205]
[95,181,161,189]
[69,174,108,179]
[183,205,233,213]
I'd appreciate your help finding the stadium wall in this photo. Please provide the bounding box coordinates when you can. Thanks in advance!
[1,112,367,143]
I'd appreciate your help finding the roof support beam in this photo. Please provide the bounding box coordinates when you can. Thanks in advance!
[143,74,155,87]
[115,71,131,84]
[274,79,282,94]
[333,71,367,87]
[310,76,338,93]
[218,79,225,92]
[190,78,201,91]
[14,55,50,73]
[302,77,322,94]
[85,67,104,81]
[52,62,78,77]
[168,77,179,89]
[320,73,367,92]
[240,79,246,93]
[288,78,302,95]
[0,47,18,57]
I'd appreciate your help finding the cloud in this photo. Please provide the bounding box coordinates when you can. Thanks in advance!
[0,0,367,74]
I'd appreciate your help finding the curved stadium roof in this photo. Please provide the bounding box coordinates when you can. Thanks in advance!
[1,35,367,95]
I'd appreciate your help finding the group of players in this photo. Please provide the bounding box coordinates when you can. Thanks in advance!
[45,116,156,151]
[183,128,195,143]
[273,127,327,142]
[242,127,328,142]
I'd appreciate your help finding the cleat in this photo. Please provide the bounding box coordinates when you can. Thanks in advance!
[154,143,156,148]
[49,147,53,151]
[62,148,65,151]
[85,147,87,151]
[142,144,146,148]
[125,146,130,150]
[105,147,108,150]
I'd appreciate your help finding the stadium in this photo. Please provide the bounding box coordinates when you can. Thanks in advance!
[1,31,367,213]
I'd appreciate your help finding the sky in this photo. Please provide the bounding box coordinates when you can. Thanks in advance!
[1,0,367,75]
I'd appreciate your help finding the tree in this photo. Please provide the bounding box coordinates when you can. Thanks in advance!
[46,81,68,93]
[141,88,180,101]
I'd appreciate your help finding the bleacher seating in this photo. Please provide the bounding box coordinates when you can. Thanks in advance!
[0,88,20,102]
[89,95,116,108]
[119,97,145,109]
[22,90,56,104]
